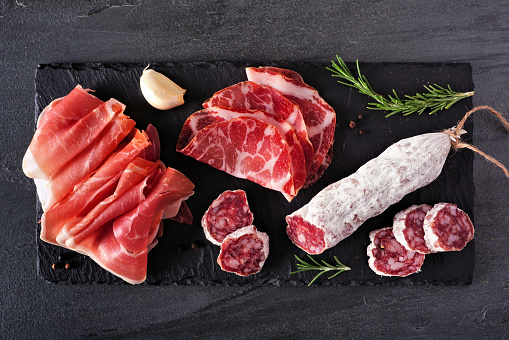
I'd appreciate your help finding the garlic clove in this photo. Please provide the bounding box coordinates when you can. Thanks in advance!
[140,68,186,110]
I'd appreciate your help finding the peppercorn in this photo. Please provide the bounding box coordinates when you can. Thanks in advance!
[65,263,71,270]
[358,130,366,136]
[358,114,364,120]
[177,245,185,254]
[51,263,59,270]
[349,121,357,129]
[191,241,200,250]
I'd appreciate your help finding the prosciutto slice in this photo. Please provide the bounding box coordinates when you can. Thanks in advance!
[67,221,149,284]
[113,166,195,254]
[179,116,296,200]
[40,129,150,245]
[38,113,136,211]
[203,81,314,174]
[177,107,306,193]
[246,67,336,186]
[23,94,124,179]
[59,158,160,248]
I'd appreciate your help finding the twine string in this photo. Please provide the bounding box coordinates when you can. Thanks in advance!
[443,105,509,178]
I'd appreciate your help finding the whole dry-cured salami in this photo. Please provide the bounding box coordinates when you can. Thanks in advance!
[367,227,426,277]
[201,190,254,246]
[423,203,474,252]
[286,132,452,254]
[392,204,433,254]
[217,225,269,276]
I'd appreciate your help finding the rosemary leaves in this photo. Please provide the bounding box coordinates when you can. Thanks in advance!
[327,56,474,117]
[291,254,351,286]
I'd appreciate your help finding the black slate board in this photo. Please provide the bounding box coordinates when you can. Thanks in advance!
[35,61,474,286]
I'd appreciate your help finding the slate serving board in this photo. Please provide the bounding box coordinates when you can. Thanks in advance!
[35,61,474,285]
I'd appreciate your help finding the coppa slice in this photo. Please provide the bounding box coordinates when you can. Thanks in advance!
[179,116,297,201]
[246,66,336,187]
[392,204,433,254]
[367,227,425,277]
[217,225,269,277]
[202,190,254,246]
[177,107,306,193]
[203,81,314,175]
[423,203,474,252]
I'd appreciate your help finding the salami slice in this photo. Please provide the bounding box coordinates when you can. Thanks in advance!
[392,204,433,254]
[367,227,425,277]
[202,190,254,246]
[423,203,474,252]
[217,225,269,276]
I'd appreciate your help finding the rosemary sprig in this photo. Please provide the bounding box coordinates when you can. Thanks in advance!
[291,254,351,286]
[326,55,474,117]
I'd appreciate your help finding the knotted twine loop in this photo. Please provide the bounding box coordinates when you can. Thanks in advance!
[443,105,509,178]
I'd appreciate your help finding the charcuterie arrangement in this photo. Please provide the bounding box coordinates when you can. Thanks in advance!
[27,60,509,285]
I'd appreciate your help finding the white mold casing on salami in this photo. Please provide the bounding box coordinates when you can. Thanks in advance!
[423,202,474,252]
[217,225,269,277]
[286,132,452,254]
[392,204,432,254]
[367,227,426,277]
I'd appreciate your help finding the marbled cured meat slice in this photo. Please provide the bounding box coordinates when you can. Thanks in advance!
[246,66,336,186]
[217,225,269,276]
[392,204,433,254]
[39,113,136,211]
[177,107,306,193]
[367,227,425,277]
[423,203,474,252]
[202,190,254,246]
[179,116,296,200]
[23,96,123,179]
[40,130,150,246]
[303,144,333,189]
[113,166,195,254]
[203,81,314,175]
[286,132,452,254]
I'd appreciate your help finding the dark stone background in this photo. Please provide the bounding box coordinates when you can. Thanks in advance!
[2,1,508,338]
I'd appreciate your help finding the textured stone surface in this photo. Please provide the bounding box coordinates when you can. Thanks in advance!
[2,0,509,338]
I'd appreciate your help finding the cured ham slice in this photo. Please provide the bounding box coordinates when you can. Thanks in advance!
[139,124,161,162]
[68,220,149,284]
[166,201,193,225]
[246,66,336,186]
[113,166,195,254]
[40,129,150,246]
[177,107,306,193]
[27,85,196,284]
[59,158,160,248]
[203,81,314,174]
[38,113,136,211]
[179,116,296,200]
[23,96,124,179]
